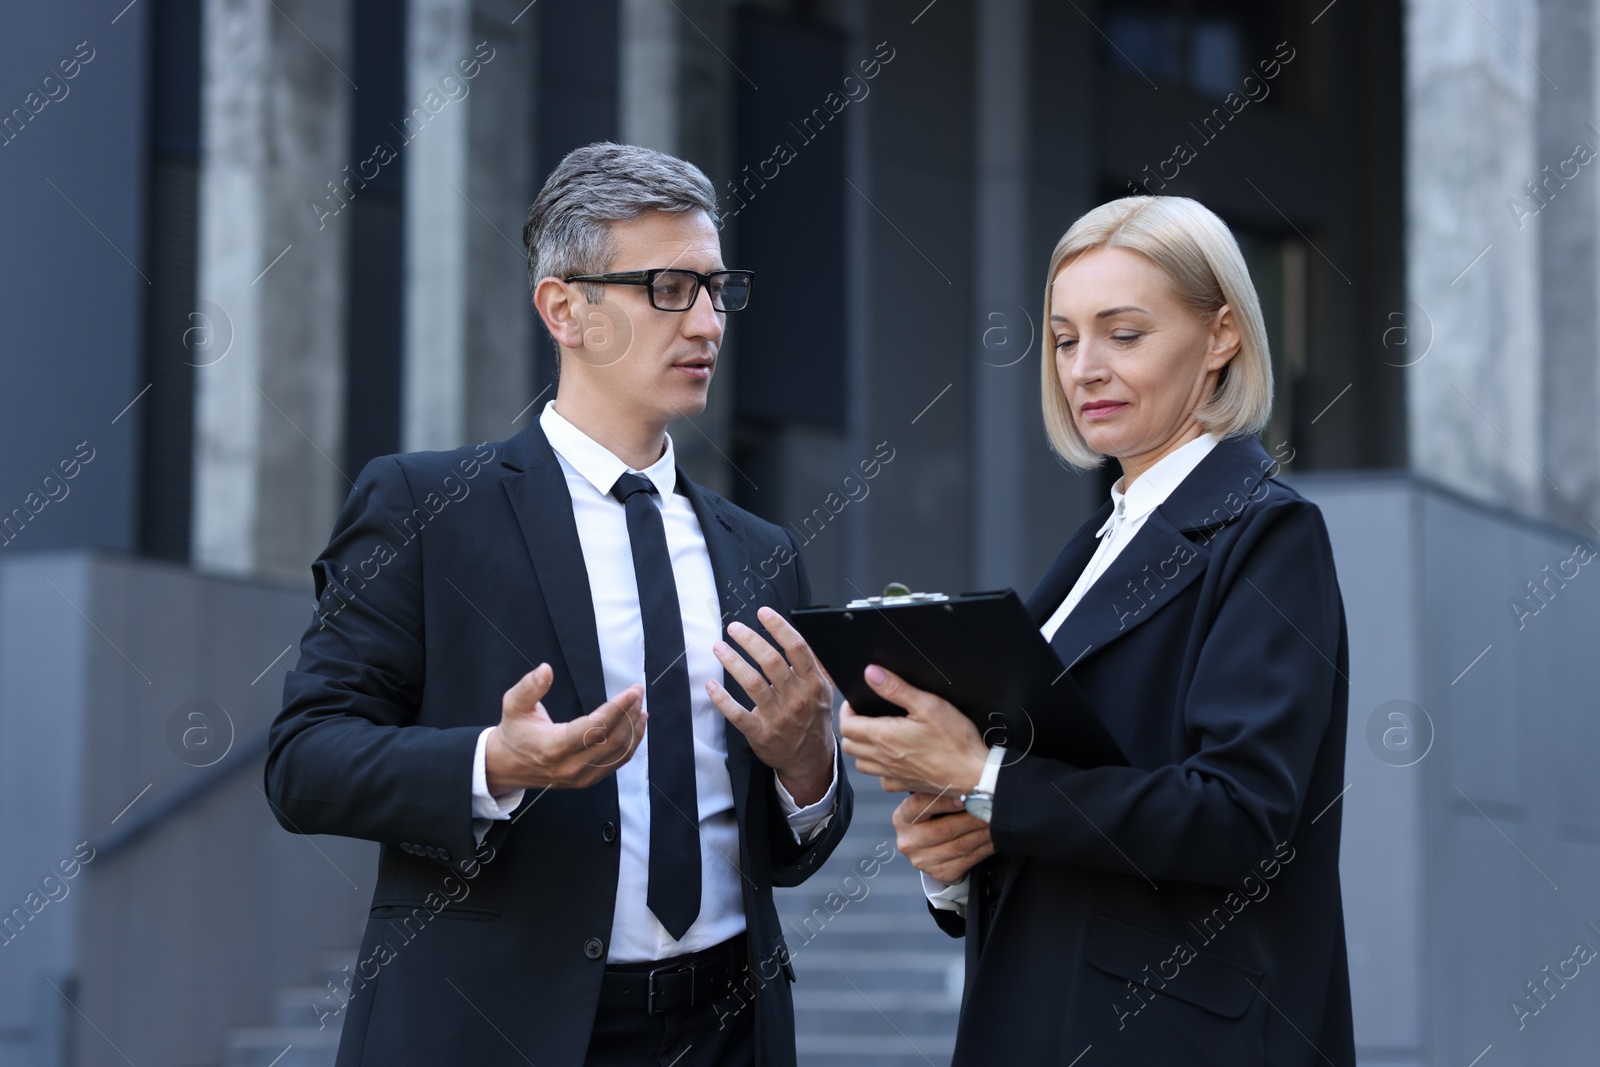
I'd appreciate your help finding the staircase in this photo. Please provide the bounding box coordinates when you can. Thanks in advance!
[221,951,351,1067]
[220,768,962,1066]
[775,766,962,1066]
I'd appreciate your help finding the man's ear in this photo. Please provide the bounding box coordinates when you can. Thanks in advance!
[533,276,584,349]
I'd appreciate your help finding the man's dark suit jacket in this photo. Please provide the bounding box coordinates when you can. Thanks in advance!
[935,434,1355,1066]
[266,418,852,1067]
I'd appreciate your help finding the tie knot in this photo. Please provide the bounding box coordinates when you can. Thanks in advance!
[611,471,658,504]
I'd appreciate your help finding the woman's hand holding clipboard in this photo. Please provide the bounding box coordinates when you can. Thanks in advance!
[791,588,1127,781]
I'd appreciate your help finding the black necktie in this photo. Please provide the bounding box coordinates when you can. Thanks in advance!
[610,471,702,940]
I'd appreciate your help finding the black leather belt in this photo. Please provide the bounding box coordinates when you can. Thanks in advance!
[598,935,747,1016]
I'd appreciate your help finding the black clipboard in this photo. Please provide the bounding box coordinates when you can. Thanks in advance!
[792,589,1127,769]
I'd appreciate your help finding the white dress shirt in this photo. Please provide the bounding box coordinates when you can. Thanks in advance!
[923,432,1221,915]
[469,401,837,962]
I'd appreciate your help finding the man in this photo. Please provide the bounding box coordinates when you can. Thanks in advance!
[267,141,851,1066]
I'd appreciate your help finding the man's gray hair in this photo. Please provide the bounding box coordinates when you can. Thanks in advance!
[522,142,719,302]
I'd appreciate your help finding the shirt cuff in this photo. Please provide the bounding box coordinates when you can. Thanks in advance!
[471,727,524,845]
[774,735,840,843]
[922,870,969,915]
[977,745,1006,795]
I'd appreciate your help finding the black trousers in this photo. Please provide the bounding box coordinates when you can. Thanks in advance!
[584,938,756,1067]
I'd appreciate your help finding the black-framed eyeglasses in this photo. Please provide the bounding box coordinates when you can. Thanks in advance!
[563,268,755,312]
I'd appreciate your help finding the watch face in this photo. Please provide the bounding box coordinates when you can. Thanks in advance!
[963,793,994,822]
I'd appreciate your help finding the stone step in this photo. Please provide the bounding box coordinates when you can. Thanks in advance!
[312,950,358,993]
[795,989,959,1013]
[795,991,961,1039]
[785,949,963,996]
[779,912,950,945]
[222,1027,340,1067]
[781,923,956,956]
[797,1030,958,1064]
[777,889,946,923]
[272,985,348,1031]
[780,909,947,934]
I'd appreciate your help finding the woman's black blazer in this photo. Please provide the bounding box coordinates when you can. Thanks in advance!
[936,433,1355,1066]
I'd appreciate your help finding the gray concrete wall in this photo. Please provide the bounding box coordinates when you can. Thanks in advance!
[0,3,148,557]
[0,551,373,1067]
[1300,472,1600,1066]
[0,554,95,1064]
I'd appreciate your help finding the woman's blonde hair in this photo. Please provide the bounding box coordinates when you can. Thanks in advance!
[1040,196,1273,469]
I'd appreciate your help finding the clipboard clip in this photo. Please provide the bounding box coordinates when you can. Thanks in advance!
[844,584,950,609]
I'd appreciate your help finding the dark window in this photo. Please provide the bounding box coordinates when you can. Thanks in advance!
[534,0,621,391]
[1101,0,1283,105]
[138,0,202,562]
[730,8,847,432]
[342,0,407,481]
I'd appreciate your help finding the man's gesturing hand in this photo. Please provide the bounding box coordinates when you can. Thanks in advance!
[485,662,646,794]
[706,605,836,806]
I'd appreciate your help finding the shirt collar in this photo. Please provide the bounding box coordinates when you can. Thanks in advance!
[538,400,678,499]
[1097,431,1221,537]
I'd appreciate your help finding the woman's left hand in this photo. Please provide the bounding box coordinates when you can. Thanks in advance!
[839,664,989,795]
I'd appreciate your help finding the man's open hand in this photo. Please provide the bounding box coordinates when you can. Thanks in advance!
[485,663,646,793]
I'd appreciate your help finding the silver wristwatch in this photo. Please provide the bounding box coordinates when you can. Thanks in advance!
[960,790,994,822]
[960,746,1006,824]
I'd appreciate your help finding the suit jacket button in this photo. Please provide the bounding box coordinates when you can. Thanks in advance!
[601,822,617,844]
[584,938,605,960]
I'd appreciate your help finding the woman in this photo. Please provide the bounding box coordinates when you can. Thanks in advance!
[839,196,1354,1065]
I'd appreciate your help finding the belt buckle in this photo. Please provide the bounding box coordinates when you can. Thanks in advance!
[646,966,678,1016]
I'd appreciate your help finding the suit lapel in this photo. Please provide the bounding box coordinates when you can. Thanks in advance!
[1045,509,1212,666]
[1026,500,1111,625]
[499,420,608,721]
[1038,434,1278,671]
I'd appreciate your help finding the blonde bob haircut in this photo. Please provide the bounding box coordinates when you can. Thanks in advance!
[1040,195,1273,470]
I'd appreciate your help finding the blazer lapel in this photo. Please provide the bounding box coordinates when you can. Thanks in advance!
[1026,500,1112,625]
[1046,510,1213,666]
[499,420,608,721]
[1042,434,1278,669]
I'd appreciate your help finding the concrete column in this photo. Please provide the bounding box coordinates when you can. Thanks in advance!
[193,0,352,583]
[619,0,735,496]
[1537,0,1599,529]
[403,0,537,453]
[619,0,679,152]
[1406,0,1543,516]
